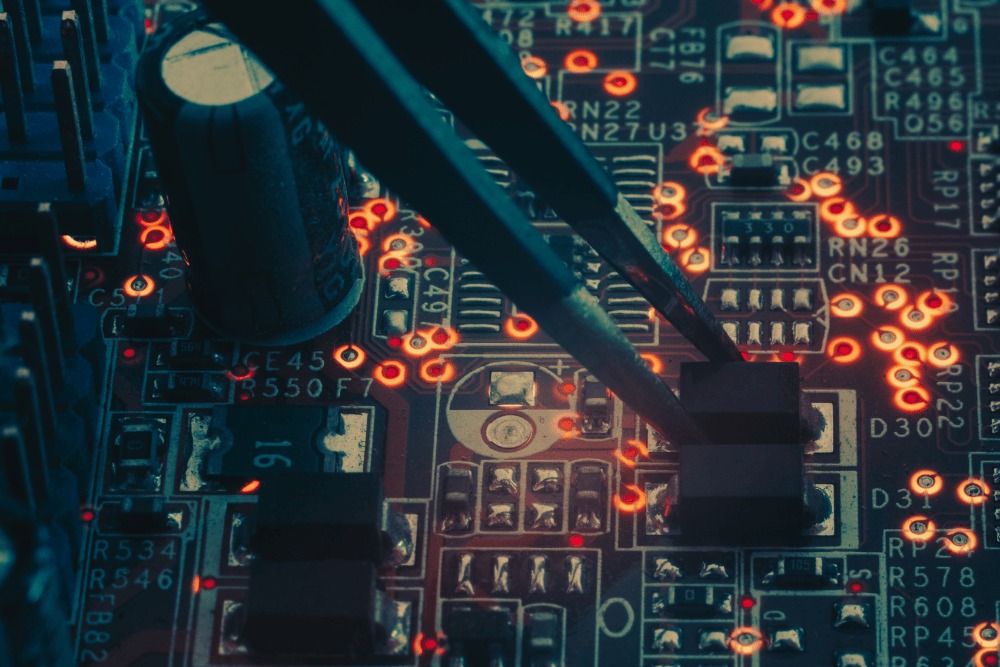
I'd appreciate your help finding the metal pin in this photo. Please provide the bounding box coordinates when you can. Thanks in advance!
[1,425,37,516]
[6,0,33,91]
[89,0,109,42]
[36,203,75,343]
[60,12,93,141]
[52,61,87,193]
[23,0,41,43]
[0,14,27,143]
[19,309,62,398]
[14,368,52,511]
[27,258,67,372]
[17,313,58,447]
[69,0,101,91]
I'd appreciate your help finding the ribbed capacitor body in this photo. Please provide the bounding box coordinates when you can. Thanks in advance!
[135,10,363,345]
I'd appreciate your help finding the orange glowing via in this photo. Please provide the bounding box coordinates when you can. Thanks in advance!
[899,305,933,331]
[894,341,926,366]
[958,479,989,505]
[62,235,98,249]
[657,200,687,221]
[505,314,539,339]
[916,291,951,317]
[663,224,697,249]
[364,198,396,222]
[944,528,977,555]
[887,365,921,389]
[695,107,729,131]
[819,197,855,225]
[689,145,725,174]
[874,285,908,311]
[522,55,547,79]
[730,627,764,655]
[830,294,863,318]
[565,49,598,73]
[135,209,167,226]
[641,353,663,374]
[419,358,455,383]
[123,275,155,298]
[811,0,847,14]
[374,360,407,388]
[894,386,930,412]
[613,484,647,512]
[901,515,935,541]
[974,648,999,667]
[680,246,710,273]
[567,0,601,22]
[786,178,812,202]
[871,325,905,351]
[614,449,638,468]
[834,215,867,238]
[867,214,902,238]
[353,231,371,256]
[333,344,366,370]
[828,337,861,363]
[973,623,1000,649]
[604,71,637,96]
[810,172,843,197]
[909,470,943,495]
[140,224,173,250]
[771,2,807,28]
[240,480,261,493]
[927,342,959,368]
[551,101,571,120]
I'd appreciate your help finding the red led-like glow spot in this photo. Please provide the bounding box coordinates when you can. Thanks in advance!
[781,351,795,362]
[384,258,400,270]
[241,480,261,493]
[425,257,437,267]
[382,365,400,379]
[388,337,402,348]
[423,638,438,651]
[740,597,755,609]
[559,417,575,431]
[561,382,575,395]
[949,140,965,152]
[849,581,863,593]
[202,577,217,590]
[123,348,136,359]
[81,508,95,522]
[620,490,637,503]
[569,534,584,547]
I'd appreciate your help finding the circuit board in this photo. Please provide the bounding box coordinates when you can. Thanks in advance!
[3,0,1000,666]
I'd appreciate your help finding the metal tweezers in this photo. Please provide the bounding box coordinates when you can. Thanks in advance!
[201,0,744,445]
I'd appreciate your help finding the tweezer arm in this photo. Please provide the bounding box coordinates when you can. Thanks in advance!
[355,0,742,363]
[201,0,709,444]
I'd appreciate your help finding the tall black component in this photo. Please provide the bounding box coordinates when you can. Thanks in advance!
[135,10,363,345]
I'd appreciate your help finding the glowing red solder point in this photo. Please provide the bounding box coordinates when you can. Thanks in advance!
[569,535,584,547]
[81,508,95,522]
[949,140,965,152]
[123,348,136,358]
[558,417,575,431]
[388,337,402,347]
[561,382,575,395]
[382,365,401,379]
[740,597,755,609]
[781,351,795,362]
[425,257,437,266]
[202,577,217,590]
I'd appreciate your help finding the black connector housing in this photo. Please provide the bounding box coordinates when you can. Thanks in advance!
[254,473,387,564]
[680,361,802,444]
[245,560,385,657]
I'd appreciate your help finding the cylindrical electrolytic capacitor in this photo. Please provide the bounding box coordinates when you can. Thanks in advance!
[135,10,363,345]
